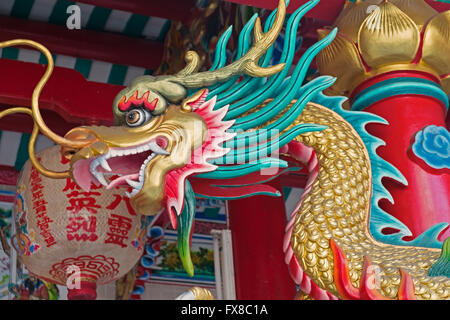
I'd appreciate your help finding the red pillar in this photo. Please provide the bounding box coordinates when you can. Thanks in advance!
[227,178,297,299]
[353,71,450,242]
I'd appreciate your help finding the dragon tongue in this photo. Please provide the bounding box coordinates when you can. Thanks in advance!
[106,173,139,190]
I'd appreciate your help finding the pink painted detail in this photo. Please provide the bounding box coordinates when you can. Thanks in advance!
[72,139,166,192]
[188,89,208,111]
[72,159,100,191]
[164,93,235,228]
[283,140,338,300]
[106,174,139,190]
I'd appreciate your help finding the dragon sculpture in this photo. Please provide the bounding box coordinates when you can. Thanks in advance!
[0,0,448,300]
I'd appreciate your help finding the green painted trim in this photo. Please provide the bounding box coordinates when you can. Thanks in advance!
[10,0,34,19]
[74,58,93,79]
[352,78,449,111]
[14,133,31,171]
[194,190,281,200]
[85,6,112,31]
[48,0,73,25]
[283,187,292,201]
[38,53,56,65]
[123,14,149,37]
[428,237,450,278]
[1,47,19,60]
[107,64,128,85]
[157,20,171,42]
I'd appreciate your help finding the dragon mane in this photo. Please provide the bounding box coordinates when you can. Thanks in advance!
[174,0,446,276]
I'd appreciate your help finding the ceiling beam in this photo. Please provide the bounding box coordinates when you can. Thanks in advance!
[0,15,164,70]
[75,0,196,23]
[226,0,449,25]
[0,59,119,129]
[226,0,347,24]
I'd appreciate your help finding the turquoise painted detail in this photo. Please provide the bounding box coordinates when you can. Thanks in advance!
[209,26,233,72]
[352,77,449,111]
[208,14,258,96]
[219,123,327,164]
[229,29,337,130]
[177,180,196,277]
[191,0,331,190]
[428,237,450,278]
[197,158,288,179]
[195,168,302,200]
[219,75,336,152]
[208,3,279,109]
[195,190,281,200]
[213,0,320,112]
[412,125,450,170]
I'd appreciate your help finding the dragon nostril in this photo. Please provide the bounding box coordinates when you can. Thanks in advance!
[62,148,78,161]
[155,136,168,149]
[64,129,97,143]
[62,127,99,161]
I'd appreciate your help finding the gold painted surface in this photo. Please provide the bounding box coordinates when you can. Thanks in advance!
[358,1,420,69]
[422,11,450,76]
[288,103,450,300]
[316,29,367,96]
[441,74,450,94]
[335,0,382,42]
[190,287,215,300]
[295,291,313,300]
[316,0,450,96]
[390,0,438,28]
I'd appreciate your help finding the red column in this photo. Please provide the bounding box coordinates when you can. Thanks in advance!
[354,73,450,242]
[227,178,297,299]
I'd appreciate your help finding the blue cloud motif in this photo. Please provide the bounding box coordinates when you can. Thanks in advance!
[412,125,450,169]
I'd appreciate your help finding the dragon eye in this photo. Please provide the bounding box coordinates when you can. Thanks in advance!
[125,109,151,127]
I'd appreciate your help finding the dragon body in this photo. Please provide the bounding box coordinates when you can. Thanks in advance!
[1,0,448,299]
[285,103,448,300]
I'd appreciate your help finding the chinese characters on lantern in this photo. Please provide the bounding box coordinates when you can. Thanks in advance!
[30,162,56,247]
[63,178,101,242]
[62,175,136,248]
[105,191,135,248]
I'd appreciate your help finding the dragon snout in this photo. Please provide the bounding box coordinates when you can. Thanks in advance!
[62,127,100,161]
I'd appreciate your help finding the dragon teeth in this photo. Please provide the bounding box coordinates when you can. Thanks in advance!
[99,157,112,172]
[126,178,142,189]
[125,188,140,198]
[89,139,169,195]
[93,170,108,187]
[148,141,170,155]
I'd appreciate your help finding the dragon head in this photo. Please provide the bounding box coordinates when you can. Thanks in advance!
[62,87,231,226]
[55,0,287,226]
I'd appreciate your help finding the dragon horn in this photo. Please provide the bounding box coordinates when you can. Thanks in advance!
[171,0,287,88]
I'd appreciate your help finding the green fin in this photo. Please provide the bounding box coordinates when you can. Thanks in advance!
[428,237,450,278]
[177,180,196,277]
